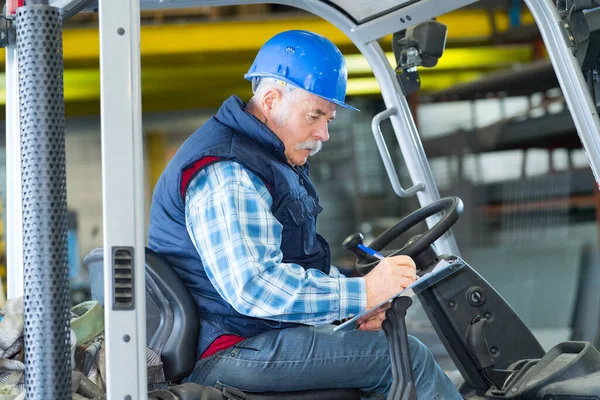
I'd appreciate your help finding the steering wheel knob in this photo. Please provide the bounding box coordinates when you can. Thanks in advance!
[343,232,378,263]
[343,232,364,250]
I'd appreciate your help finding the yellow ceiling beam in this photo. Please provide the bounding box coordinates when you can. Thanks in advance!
[438,9,535,39]
[345,45,535,74]
[0,46,531,106]
[0,8,535,65]
[0,44,535,106]
[347,73,484,95]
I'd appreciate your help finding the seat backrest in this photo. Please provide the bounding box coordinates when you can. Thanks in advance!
[84,247,200,381]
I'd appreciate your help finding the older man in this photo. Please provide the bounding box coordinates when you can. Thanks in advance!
[148,30,461,399]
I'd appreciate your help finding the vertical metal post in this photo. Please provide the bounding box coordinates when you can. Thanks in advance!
[524,0,600,187]
[362,41,461,257]
[99,0,147,398]
[16,1,72,398]
[5,39,23,300]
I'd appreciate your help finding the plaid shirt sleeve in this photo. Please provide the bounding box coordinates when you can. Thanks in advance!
[185,161,366,324]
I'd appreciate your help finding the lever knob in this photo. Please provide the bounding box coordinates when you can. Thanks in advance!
[343,232,370,262]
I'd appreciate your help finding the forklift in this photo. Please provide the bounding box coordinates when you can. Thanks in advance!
[4,0,600,399]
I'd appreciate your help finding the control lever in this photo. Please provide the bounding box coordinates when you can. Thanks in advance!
[466,316,494,369]
[382,296,417,400]
[466,316,514,390]
[343,233,381,264]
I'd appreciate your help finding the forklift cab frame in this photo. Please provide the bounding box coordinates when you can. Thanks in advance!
[4,0,600,399]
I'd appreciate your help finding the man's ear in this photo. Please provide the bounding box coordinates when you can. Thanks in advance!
[261,88,280,120]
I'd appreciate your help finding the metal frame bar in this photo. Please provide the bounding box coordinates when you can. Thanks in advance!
[5,40,23,300]
[98,0,147,398]
[524,0,600,186]
[350,0,478,43]
[51,0,98,21]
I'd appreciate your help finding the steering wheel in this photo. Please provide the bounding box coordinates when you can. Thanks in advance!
[346,197,463,276]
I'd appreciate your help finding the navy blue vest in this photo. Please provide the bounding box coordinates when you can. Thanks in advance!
[148,95,331,357]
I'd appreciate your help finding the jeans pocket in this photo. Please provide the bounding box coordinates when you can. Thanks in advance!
[229,344,260,359]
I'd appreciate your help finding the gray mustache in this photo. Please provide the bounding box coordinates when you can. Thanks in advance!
[296,140,323,155]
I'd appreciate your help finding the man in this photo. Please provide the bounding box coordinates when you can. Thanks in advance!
[148,30,461,399]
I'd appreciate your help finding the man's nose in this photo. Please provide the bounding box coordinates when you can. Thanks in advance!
[313,121,329,142]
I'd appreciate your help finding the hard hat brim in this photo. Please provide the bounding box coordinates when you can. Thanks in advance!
[244,73,360,112]
[327,97,360,112]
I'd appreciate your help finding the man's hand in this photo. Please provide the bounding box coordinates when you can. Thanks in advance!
[357,304,390,331]
[359,256,417,331]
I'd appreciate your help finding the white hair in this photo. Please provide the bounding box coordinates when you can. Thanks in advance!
[249,77,302,125]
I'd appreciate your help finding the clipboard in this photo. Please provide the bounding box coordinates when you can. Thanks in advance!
[333,257,465,332]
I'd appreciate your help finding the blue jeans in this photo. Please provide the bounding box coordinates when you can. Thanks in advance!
[184,325,462,400]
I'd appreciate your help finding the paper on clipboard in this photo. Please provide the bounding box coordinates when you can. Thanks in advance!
[333,257,465,332]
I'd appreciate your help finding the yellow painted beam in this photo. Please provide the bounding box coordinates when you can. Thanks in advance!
[438,9,535,39]
[347,72,484,95]
[0,44,535,105]
[0,8,535,66]
[346,45,535,74]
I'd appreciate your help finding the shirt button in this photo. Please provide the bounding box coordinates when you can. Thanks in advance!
[299,179,304,185]
[348,313,355,318]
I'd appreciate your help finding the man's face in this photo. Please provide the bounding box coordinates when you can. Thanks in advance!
[267,89,336,167]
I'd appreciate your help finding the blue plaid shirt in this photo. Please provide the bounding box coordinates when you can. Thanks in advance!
[185,161,366,324]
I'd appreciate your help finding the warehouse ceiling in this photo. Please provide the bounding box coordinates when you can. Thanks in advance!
[0,2,548,117]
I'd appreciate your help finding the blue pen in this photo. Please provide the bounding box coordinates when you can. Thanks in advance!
[357,244,385,260]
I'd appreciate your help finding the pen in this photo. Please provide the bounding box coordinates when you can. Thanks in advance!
[357,244,385,260]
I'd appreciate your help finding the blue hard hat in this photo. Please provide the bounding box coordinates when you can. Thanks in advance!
[245,30,359,111]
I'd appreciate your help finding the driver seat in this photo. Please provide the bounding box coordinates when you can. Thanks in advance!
[84,247,361,399]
